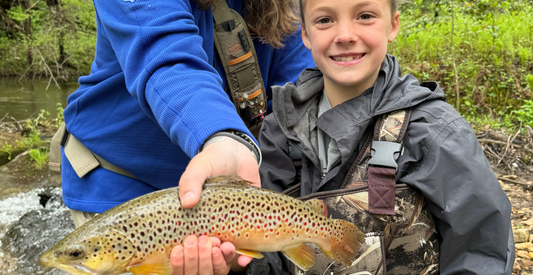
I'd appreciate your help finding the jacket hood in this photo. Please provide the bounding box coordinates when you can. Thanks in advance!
[271,54,447,170]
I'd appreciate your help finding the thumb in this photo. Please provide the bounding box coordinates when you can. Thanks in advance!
[178,153,212,208]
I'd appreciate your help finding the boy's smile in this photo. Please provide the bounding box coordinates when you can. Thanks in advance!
[301,0,399,105]
[331,53,365,64]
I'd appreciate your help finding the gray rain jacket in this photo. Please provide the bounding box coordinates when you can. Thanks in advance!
[243,55,514,275]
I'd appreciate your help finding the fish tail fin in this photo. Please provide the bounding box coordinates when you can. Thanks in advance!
[321,219,366,267]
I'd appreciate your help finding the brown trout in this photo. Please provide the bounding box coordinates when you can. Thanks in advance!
[39,175,365,275]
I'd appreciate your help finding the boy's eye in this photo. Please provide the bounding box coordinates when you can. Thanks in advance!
[316,17,332,24]
[359,13,374,20]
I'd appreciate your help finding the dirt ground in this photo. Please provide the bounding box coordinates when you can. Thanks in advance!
[496,165,533,274]
[1,122,533,273]
[476,126,533,275]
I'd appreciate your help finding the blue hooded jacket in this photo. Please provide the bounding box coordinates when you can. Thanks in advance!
[61,0,315,213]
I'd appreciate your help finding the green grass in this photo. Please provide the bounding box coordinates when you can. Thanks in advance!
[29,148,49,169]
[390,1,533,132]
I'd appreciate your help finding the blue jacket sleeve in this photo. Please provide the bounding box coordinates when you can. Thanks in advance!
[92,0,251,157]
[400,106,514,275]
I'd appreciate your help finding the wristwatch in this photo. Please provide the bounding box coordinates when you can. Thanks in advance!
[200,130,262,166]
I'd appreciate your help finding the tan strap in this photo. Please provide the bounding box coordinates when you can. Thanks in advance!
[63,133,101,178]
[48,123,65,172]
[64,133,137,179]
[48,123,137,179]
[93,152,137,179]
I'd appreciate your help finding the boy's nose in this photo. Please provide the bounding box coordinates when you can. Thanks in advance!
[334,25,358,44]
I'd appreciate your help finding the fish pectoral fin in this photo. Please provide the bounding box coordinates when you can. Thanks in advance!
[128,256,172,275]
[235,249,264,259]
[281,244,316,271]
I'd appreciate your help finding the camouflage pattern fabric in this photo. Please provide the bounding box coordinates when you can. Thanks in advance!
[295,110,440,275]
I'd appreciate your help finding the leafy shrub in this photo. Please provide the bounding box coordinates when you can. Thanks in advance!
[511,100,533,127]
[29,148,49,169]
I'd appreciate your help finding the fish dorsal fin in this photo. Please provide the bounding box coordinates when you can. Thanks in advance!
[204,175,253,187]
[305,199,328,216]
[235,249,264,259]
[281,244,316,271]
[128,251,172,275]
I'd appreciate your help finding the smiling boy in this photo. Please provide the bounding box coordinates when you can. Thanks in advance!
[250,0,515,274]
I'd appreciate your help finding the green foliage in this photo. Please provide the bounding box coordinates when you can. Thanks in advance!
[17,131,43,149]
[527,74,533,91]
[17,109,49,150]
[391,0,533,131]
[29,148,49,169]
[1,142,14,160]
[511,100,533,127]
[7,6,31,22]
[55,103,65,129]
[1,0,96,77]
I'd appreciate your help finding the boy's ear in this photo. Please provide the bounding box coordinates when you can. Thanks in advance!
[301,26,312,50]
[388,11,400,43]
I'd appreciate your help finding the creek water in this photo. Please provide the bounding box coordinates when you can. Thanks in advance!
[0,188,72,275]
[0,77,78,120]
[0,77,79,274]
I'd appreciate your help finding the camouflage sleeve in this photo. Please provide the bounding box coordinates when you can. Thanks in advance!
[257,114,300,193]
[399,102,514,275]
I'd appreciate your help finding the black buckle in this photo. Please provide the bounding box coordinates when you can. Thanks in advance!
[221,19,236,32]
[59,126,70,147]
[367,141,402,169]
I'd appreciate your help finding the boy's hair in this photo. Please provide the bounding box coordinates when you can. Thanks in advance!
[194,0,299,49]
[299,0,401,26]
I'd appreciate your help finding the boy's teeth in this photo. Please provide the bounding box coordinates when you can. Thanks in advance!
[334,55,362,61]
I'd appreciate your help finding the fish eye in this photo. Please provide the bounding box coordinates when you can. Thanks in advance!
[65,246,85,259]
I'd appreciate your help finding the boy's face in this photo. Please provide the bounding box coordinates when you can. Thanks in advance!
[302,0,399,92]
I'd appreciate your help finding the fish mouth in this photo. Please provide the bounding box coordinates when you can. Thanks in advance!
[38,254,94,275]
[38,253,53,267]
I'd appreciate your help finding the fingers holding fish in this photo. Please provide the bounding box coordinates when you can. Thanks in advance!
[213,238,253,274]
[170,235,236,275]
[170,245,184,275]
[198,236,214,275]
[184,235,200,274]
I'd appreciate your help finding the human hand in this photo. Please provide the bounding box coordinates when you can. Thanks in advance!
[170,235,253,275]
[178,135,260,208]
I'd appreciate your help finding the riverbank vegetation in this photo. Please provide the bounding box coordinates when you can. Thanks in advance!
[0,0,532,129]
[0,0,96,81]
[393,0,533,130]
[0,106,63,169]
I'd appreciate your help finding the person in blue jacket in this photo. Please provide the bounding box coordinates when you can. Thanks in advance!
[60,0,314,273]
